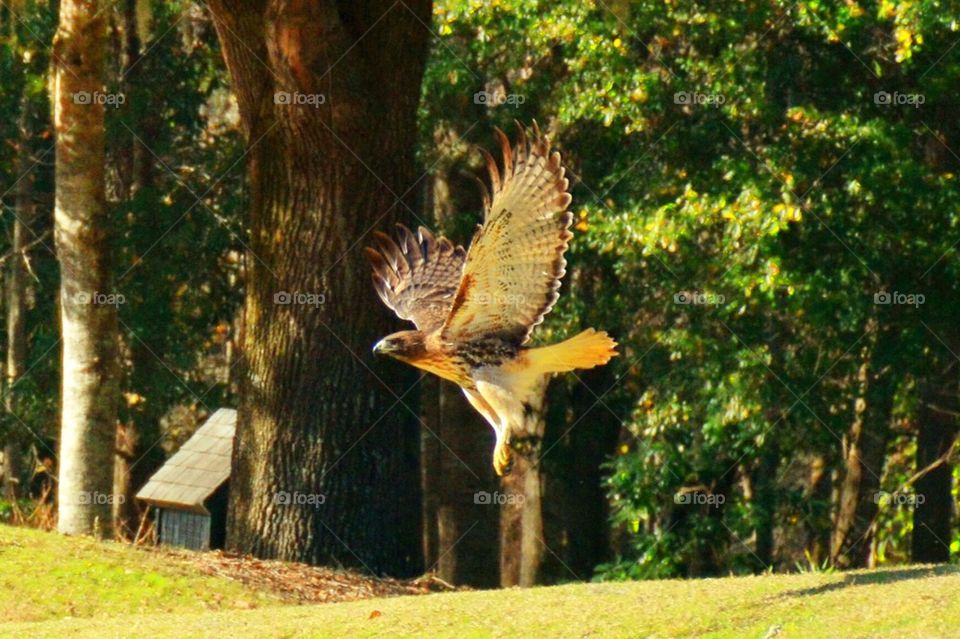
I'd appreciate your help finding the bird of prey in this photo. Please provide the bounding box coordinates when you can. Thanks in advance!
[366,122,617,476]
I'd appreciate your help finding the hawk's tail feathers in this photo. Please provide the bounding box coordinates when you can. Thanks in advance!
[526,328,618,375]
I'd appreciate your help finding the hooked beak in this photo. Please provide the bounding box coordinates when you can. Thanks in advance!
[373,338,392,355]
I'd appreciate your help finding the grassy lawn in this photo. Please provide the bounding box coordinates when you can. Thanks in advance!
[2,524,958,638]
[0,524,281,623]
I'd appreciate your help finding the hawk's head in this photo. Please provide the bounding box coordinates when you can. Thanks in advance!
[373,330,427,362]
[373,329,472,386]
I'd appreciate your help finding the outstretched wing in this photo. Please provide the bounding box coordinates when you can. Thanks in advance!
[442,122,573,345]
[365,224,467,333]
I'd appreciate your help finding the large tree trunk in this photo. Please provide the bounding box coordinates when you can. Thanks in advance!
[209,0,430,575]
[831,319,893,568]
[53,0,120,537]
[912,379,958,563]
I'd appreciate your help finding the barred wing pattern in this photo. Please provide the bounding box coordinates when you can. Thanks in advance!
[442,123,573,345]
[365,224,467,333]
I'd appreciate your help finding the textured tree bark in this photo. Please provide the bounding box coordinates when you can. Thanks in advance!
[911,380,957,563]
[831,319,893,568]
[53,0,120,537]
[500,378,547,587]
[208,0,430,575]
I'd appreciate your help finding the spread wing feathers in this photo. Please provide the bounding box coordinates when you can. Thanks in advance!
[365,224,467,332]
[443,122,573,344]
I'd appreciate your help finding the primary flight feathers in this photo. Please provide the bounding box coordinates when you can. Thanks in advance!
[367,121,572,342]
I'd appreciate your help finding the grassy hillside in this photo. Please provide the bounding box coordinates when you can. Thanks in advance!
[2,524,958,638]
[0,524,282,622]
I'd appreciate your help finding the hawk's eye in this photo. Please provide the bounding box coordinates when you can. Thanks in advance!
[374,337,401,354]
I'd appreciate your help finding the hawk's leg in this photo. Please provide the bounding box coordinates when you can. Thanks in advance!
[493,427,513,476]
[462,387,512,476]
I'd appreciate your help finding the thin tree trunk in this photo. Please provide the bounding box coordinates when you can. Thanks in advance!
[421,377,499,586]
[804,454,832,566]
[421,378,441,569]
[753,436,780,569]
[53,0,120,537]
[419,155,499,587]
[2,88,34,501]
[540,272,622,583]
[209,0,430,575]
[831,319,893,568]
[912,380,957,563]
[539,372,605,583]
[110,0,160,538]
[500,378,547,587]
[3,206,28,502]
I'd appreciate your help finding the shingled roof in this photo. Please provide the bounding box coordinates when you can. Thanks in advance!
[136,408,236,514]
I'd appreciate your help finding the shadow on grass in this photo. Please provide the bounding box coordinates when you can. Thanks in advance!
[778,564,958,598]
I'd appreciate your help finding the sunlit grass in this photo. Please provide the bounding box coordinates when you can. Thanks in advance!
[0,524,280,623]
[3,523,959,638]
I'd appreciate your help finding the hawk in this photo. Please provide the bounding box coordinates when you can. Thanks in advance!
[366,123,617,475]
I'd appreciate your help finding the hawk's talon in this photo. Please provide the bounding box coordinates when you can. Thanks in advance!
[493,439,513,476]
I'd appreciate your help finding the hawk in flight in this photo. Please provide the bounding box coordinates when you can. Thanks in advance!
[367,123,617,475]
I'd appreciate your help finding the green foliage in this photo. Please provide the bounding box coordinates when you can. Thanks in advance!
[422,0,960,577]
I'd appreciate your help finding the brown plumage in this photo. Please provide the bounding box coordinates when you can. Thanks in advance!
[367,122,617,475]
[365,224,466,333]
